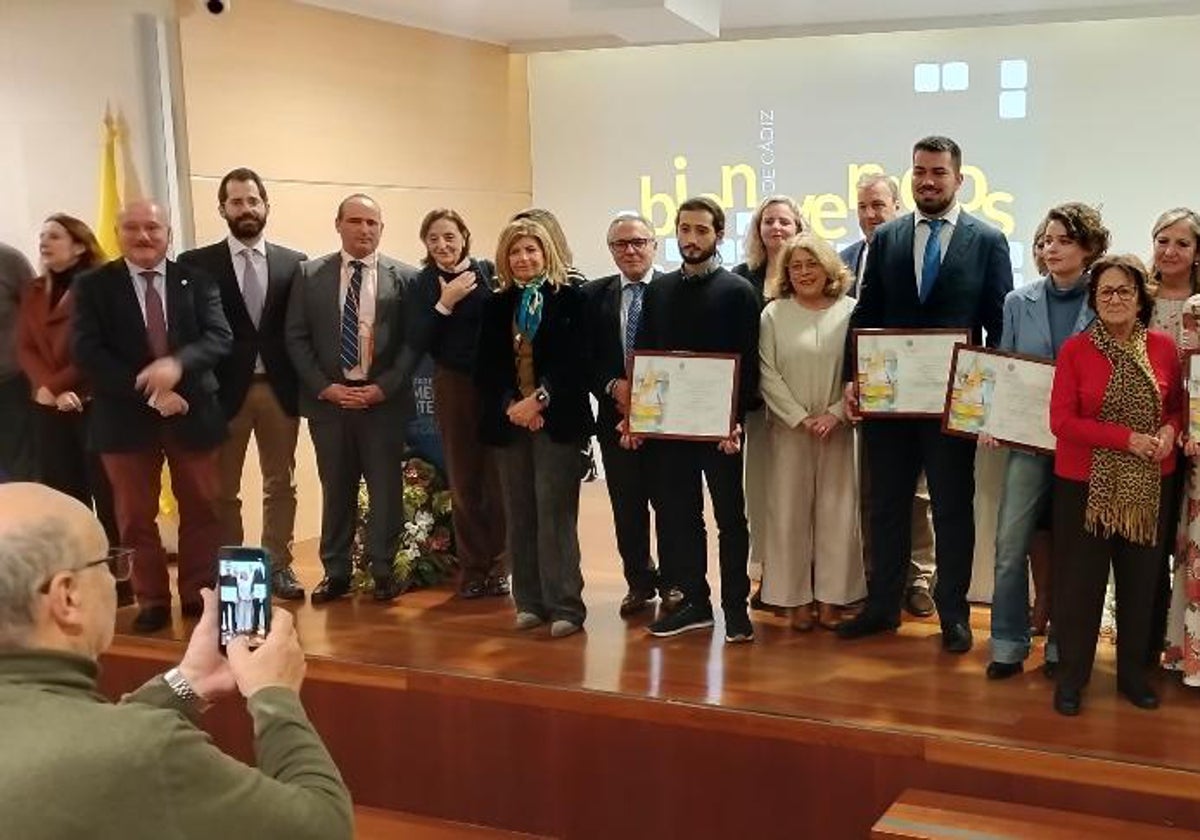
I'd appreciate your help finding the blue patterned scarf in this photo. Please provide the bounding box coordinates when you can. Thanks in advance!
[515,276,547,342]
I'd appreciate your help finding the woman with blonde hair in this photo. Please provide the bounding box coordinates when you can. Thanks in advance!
[475,219,594,638]
[734,195,806,608]
[758,233,864,630]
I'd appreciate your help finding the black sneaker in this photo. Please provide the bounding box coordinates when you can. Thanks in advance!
[647,601,714,637]
[724,608,755,644]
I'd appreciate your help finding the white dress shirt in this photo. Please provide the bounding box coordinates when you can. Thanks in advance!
[227,234,268,372]
[124,258,168,327]
[338,251,378,380]
[912,203,961,295]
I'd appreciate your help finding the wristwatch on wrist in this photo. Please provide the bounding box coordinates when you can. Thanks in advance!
[164,667,212,713]
[534,386,551,406]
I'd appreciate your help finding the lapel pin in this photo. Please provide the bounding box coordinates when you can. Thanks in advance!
[181,279,189,287]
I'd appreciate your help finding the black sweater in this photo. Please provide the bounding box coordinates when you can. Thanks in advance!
[633,266,761,423]
[406,259,496,375]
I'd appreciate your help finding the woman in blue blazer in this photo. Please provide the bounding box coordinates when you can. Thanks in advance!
[985,203,1109,680]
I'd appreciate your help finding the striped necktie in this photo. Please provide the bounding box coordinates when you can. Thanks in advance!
[624,280,644,359]
[340,260,365,371]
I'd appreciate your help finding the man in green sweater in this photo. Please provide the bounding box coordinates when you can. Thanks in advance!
[0,482,353,840]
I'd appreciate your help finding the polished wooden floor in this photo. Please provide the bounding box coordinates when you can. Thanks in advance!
[113,480,1200,777]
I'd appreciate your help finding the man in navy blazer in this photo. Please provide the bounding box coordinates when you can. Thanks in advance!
[73,199,233,633]
[838,136,1012,653]
[179,168,308,601]
[583,212,669,617]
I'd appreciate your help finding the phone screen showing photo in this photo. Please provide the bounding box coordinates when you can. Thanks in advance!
[218,557,270,649]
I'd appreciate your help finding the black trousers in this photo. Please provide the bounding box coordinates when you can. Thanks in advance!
[597,434,659,593]
[1148,466,1184,661]
[309,405,407,581]
[0,374,34,481]
[649,438,750,611]
[32,404,118,544]
[1052,477,1169,693]
[861,419,976,627]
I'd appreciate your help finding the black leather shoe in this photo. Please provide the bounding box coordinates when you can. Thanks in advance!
[180,601,203,619]
[132,605,171,633]
[373,574,404,603]
[660,587,685,613]
[272,568,305,601]
[904,587,936,618]
[836,610,900,640]
[986,661,1023,680]
[1118,681,1160,710]
[620,587,657,617]
[1054,687,1082,716]
[310,577,350,605]
[942,622,974,654]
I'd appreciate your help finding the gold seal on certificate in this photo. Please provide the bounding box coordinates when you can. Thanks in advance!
[852,328,969,417]
[943,345,1056,453]
[627,351,740,440]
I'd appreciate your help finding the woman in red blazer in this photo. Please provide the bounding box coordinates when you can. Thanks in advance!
[17,213,117,544]
[1049,253,1183,717]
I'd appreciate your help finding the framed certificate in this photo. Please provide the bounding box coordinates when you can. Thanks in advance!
[627,351,740,441]
[942,345,1056,453]
[1186,351,1200,442]
[852,328,970,418]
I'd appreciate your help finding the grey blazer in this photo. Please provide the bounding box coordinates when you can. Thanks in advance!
[284,251,419,421]
[998,276,1094,359]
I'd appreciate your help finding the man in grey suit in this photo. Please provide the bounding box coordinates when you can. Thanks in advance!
[838,136,1013,653]
[285,194,418,604]
[841,173,938,620]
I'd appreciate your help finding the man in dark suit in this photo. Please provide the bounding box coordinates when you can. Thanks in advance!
[837,136,1012,653]
[583,212,671,617]
[286,194,418,604]
[841,172,938,620]
[179,168,308,601]
[73,199,233,632]
[633,197,761,644]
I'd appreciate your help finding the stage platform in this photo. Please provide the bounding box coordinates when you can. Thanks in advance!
[99,483,1200,839]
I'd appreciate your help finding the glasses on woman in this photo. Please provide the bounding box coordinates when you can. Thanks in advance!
[1096,286,1136,302]
[38,547,135,593]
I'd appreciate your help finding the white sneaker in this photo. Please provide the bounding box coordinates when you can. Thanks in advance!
[514,612,544,630]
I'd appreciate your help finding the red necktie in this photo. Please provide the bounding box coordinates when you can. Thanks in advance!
[141,270,169,358]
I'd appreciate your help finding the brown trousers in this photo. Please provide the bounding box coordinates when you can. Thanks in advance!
[433,365,506,584]
[102,435,220,608]
[216,380,300,571]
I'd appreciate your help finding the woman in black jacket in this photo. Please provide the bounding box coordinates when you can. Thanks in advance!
[476,218,595,638]
[408,209,508,598]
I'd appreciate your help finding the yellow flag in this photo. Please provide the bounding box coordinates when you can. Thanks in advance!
[95,107,121,259]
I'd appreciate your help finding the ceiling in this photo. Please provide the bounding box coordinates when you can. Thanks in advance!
[298,0,1200,50]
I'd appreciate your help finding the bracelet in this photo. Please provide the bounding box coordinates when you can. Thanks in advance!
[164,667,212,713]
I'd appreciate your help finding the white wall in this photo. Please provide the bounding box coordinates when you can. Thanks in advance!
[0,0,174,264]
[529,15,1200,281]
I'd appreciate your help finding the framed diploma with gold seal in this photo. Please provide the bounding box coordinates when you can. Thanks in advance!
[852,328,969,418]
[626,351,740,441]
[942,344,1056,453]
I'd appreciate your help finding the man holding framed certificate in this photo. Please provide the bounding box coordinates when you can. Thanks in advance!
[628,197,761,643]
[838,136,1012,654]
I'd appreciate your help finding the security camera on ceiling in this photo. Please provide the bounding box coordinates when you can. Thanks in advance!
[205,0,229,13]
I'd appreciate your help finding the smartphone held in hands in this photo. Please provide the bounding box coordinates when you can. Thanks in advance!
[218,547,272,652]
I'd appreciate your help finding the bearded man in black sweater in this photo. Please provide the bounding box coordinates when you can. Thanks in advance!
[630,196,761,643]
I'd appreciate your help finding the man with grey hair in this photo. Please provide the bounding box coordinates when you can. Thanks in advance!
[0,241,36,481]
[583,212,674,616]
[0,482,353,839]
[841,173,937,619]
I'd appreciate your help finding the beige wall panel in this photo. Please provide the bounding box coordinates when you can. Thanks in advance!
[180,0,531,196]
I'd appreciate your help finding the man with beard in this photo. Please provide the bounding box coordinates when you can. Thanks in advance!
[842,173,937,620]
[631,197,760,642]
[179,169,308,600]
[838,136,1012,653]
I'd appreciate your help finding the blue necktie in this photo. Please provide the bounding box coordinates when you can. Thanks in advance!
[624,281,644,359]
[919,218,946,303]
[340,260,365,371]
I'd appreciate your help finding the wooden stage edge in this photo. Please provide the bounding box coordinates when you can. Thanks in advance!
[102,629,1200,840]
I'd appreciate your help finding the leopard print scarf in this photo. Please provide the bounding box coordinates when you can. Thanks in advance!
[1085,319,1162,546]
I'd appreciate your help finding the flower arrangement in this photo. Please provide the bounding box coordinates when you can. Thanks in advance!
[351,458,457,592]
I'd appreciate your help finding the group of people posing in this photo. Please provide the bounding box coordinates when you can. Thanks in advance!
[3,134,1199,718]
